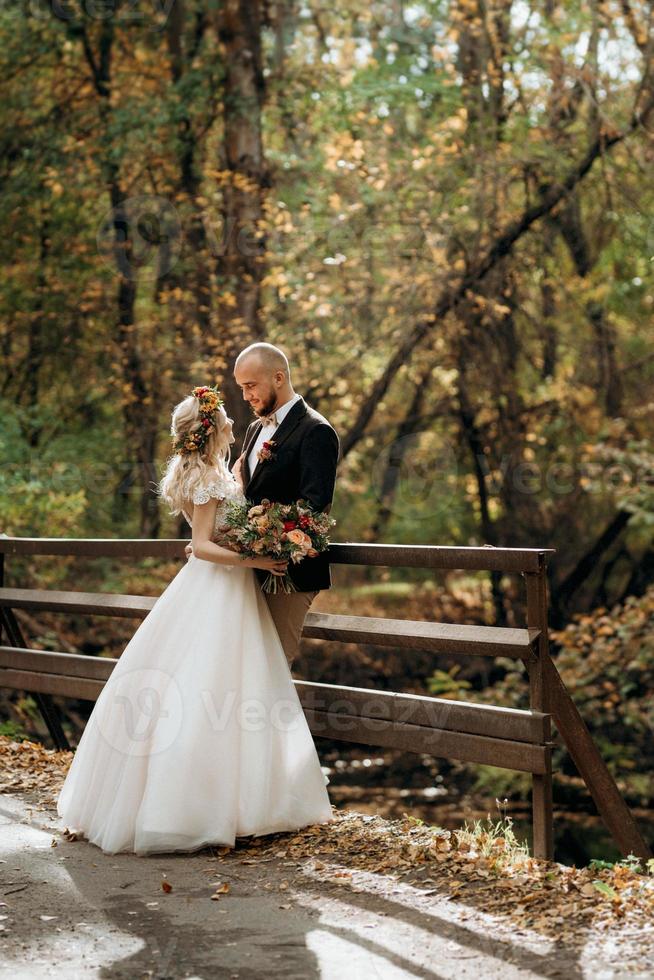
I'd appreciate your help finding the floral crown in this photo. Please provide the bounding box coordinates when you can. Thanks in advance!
[173,385,225,456]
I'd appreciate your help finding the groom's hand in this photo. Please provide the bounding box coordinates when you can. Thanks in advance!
[184,542,193,560]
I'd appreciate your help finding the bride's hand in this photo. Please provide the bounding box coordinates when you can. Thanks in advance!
[231,453,245,490]
[244,555,289,576]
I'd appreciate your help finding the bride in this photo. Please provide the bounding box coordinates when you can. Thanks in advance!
[56,384,334,855]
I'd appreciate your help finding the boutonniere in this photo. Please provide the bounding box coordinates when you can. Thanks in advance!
[257,439,277,464]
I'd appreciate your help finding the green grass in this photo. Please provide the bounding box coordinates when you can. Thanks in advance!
[0,720,30,741]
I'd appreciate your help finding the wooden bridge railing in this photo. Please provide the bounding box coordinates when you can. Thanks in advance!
[0,536,650,863]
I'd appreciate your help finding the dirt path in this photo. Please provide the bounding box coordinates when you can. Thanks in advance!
[1,785,653,979]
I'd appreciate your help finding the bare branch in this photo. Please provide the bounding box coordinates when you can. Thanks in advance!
[339,94,654,458]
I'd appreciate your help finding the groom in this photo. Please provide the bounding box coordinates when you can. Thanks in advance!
[231,342,339,668]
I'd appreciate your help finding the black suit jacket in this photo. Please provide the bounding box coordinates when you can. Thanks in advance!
[239,396,339,591]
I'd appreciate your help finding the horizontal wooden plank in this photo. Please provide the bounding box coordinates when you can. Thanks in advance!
[303,612,539,659]
[0,591,539,657]
[304,709,551,774]
[0,538,187,559]
[0,647,117,681]
[0,649,549,746]
[0,650,546,743]
[328,544,555,573]
[295,680,549,744]
[1,668,551,770]
[0,668,104,702]
[0,538,555,572]
[0,588,156,618]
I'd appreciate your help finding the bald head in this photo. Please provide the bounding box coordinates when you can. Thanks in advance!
[234,342,294,418]
[235,342,290,378]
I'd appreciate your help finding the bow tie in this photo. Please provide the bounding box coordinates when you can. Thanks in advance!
[260,412,278,428]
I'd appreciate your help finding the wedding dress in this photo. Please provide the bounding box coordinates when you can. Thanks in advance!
[56,466,334,855]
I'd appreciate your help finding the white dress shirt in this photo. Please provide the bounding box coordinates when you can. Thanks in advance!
[247,392,302,478]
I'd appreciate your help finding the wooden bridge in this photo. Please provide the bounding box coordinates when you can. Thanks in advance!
[0,536,650,864]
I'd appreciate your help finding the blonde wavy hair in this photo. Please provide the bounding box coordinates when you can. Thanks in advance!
[158,393,232,516]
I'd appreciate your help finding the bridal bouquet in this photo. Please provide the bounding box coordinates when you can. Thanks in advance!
[222,498,336,594]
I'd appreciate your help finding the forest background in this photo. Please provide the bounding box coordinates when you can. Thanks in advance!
[1,0,653,860]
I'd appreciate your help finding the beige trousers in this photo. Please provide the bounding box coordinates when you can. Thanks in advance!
[264,589,319,669]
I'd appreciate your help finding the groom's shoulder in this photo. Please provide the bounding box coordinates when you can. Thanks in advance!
[302,399,338,436]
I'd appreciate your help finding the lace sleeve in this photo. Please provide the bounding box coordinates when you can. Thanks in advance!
[191,476,230,506]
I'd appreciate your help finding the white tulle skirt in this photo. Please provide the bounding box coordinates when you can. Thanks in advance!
[56,555,334,856]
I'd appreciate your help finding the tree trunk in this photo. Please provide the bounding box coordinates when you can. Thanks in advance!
[550,509,631,625]
[540,226,558,378]
[456,356,507,626]
[368,376,426,542]
[587,302,623,416]
[214,0,269,452]
[77,19,160,537]
[164,1,214,367]
[23,206,49,447]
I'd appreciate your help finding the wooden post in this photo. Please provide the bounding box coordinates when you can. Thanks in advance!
[525,560,651,862]
[544,655,651,860]
[524,562,554,861]
[0,551,4,646]
[1,605,70,752]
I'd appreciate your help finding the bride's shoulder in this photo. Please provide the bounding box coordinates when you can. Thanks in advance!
[190,466,238,506]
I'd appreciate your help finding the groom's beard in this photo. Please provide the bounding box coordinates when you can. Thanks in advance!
[254,391,278,417]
